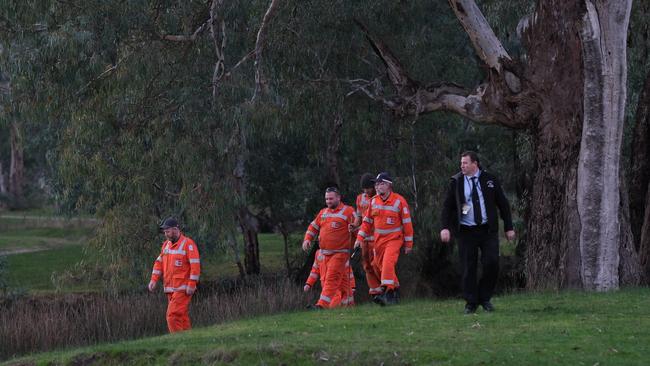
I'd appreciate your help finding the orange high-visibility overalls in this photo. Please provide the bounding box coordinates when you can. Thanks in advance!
[305,249,355,306]
[356,193,381,295]
[304,203,355,308]
[150,234,200,333]
[356,192,413,291]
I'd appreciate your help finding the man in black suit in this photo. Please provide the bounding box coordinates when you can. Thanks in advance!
[440,151,515,314]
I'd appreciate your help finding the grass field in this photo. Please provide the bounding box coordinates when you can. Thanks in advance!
[5,288,649,365]
[0,210,302,291]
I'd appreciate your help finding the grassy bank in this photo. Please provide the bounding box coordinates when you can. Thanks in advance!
[6,288,649,365]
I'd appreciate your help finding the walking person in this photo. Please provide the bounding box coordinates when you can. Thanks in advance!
[148,217,201,332]
[354,172,414,305]
[349,173,383,297]
[303,187,356,309]
[440,151,515,314]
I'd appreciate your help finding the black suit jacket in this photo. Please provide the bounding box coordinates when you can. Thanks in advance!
[441,170,513,234]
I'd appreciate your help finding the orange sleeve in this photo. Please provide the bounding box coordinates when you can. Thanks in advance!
[400,199,414,248]
[306,258,320,287]
[356,203,374,242]
[186,240,201,289]
[304,210,322,242]
[355,195,363,219]
[150,243,165,283]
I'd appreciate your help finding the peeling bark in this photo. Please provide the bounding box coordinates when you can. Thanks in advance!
[577,0,632,290]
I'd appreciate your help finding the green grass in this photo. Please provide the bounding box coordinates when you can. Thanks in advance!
[0,227,93,253]
[4,245,86,290]
[201,233,303,279]
[6,289,649,365]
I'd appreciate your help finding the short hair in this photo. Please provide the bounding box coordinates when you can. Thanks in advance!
[461,150,480,164]
[325,186,340,195]
[360,173,375,189]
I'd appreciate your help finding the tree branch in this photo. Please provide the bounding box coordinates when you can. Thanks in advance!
[161,21,208,42]
[448,0,511,72]
[252,0,282,102]
[209,0,226,100]
[353,15,534,129]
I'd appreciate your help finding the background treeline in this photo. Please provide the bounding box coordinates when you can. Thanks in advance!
[0,0,649,292]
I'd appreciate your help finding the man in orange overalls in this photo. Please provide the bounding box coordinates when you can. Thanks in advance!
[304,249,355,307]
[303,187,356,309]
[349,173,382,297]
[148,218,201,333]
[355,172,413,306]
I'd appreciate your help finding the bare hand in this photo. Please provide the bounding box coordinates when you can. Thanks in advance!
[505,230,516,241]
[354,241,362,250]
[403,246,413,255]
[348,223,359,233]
[440,229,451,243]
[186,286,196,296]
[148,280,157,292]
[303,284,311,292]
[302,240,311,252]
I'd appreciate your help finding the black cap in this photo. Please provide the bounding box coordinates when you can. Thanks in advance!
[160,217,179,230]
[360,173,375,189]
[375,172,393,184]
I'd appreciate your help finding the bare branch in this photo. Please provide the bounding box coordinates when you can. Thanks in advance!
[352,20,532,129]
[209,0,226,100]
[252,0,282,102]
[448,0,511,72]
[161,21,208,42]
[354,18,418,96]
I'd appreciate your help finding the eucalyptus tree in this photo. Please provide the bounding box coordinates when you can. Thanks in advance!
[352,0,640,290]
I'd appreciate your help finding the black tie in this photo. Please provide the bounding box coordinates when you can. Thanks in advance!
[471,177,483,225]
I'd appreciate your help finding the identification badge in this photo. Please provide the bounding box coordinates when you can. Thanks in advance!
[386,217,395,225]
[462,203,470,215]
[331,222,340,229]
[174,260,183,267]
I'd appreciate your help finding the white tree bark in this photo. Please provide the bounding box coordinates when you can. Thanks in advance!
[577,0,632,291]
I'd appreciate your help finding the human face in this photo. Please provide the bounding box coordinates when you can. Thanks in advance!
[375,181,391,196]
[163,227,180,243]
[461,155,479,176]
[362,187,376,196]
[325,191,341,209]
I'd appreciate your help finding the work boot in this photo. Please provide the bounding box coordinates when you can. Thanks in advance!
[464,303,478,314]
[385,289,400,305]
[306,304,323,310]
[373,292,387,306]
[481,301,494,312]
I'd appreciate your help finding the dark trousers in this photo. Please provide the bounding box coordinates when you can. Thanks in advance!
[457,225,499,305]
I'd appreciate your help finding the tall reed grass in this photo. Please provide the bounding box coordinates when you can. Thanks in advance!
[0,277,308,360]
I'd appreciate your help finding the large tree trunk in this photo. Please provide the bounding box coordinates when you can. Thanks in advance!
[632,72,650,281]
[577,0,635,290]
[630,72,650,250]
[524,0,637,291]
[522,2,585,289]
[355,0,640,290]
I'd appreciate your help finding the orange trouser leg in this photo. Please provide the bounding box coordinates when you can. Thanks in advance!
[166,291,192,333]
[362,241,381,294]
[372,241,402,291]
[316,253,348,308]
[339,261,354,306]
